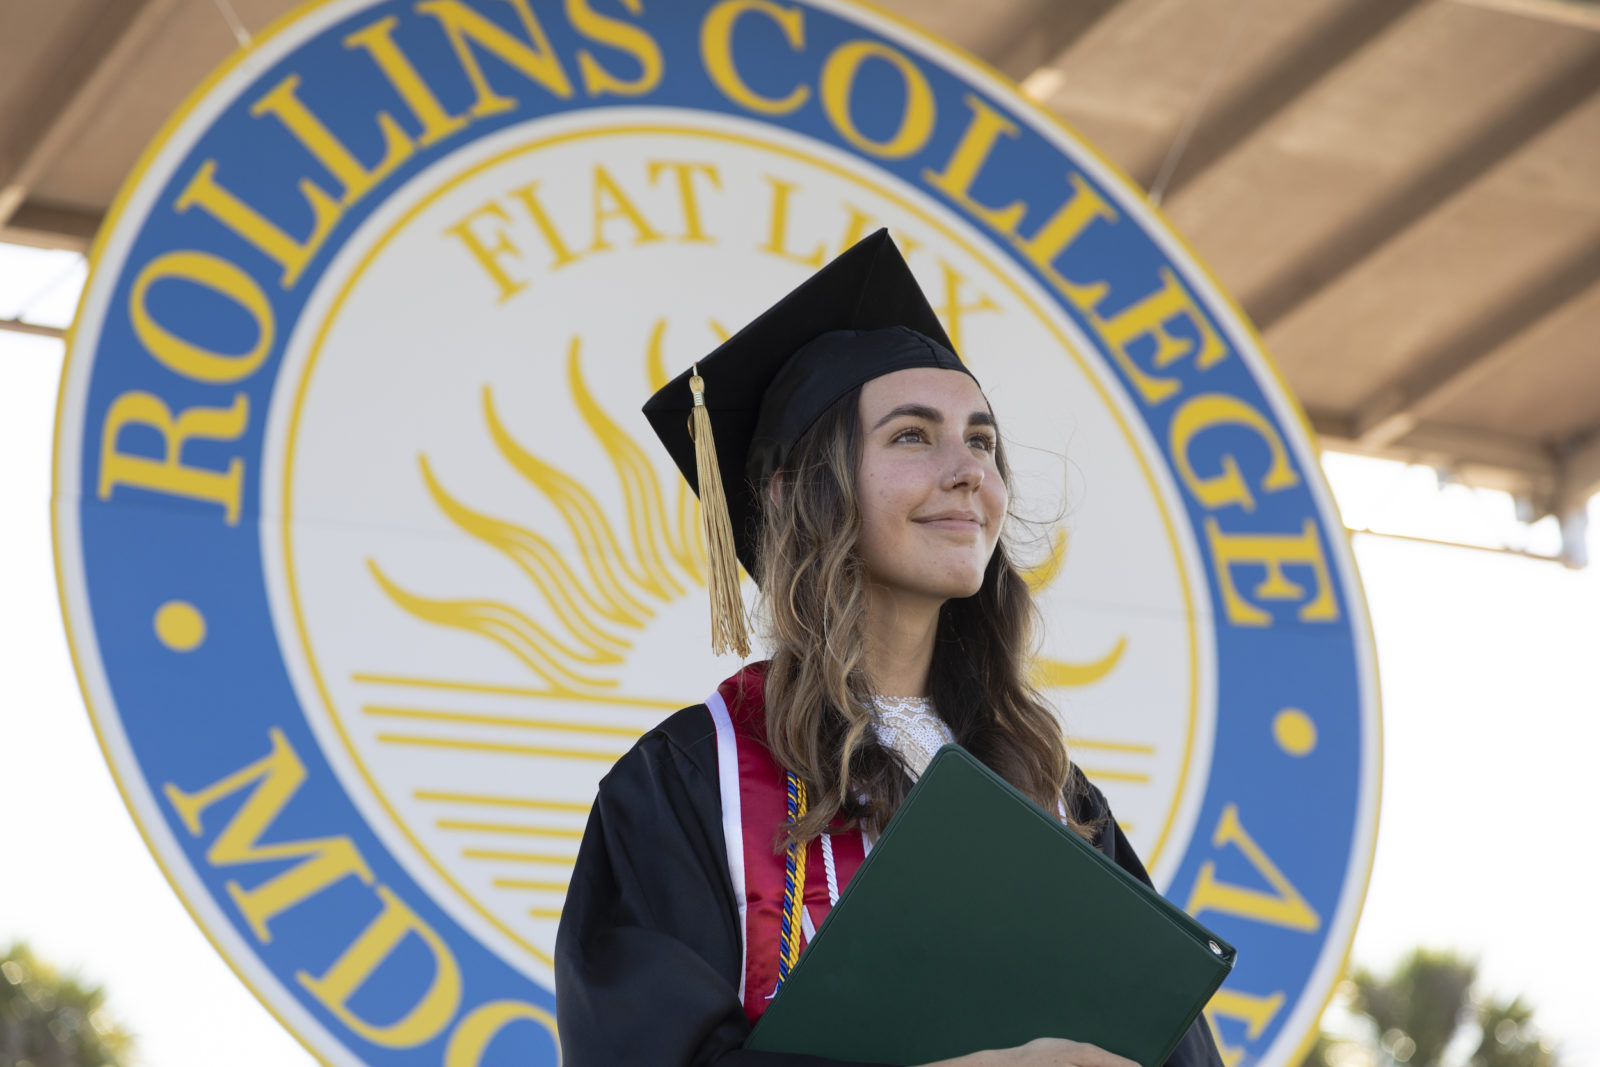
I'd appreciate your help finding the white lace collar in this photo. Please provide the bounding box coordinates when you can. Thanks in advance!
[869,694,952,782]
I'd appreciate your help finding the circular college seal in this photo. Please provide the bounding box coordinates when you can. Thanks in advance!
[54,2,1380,1064]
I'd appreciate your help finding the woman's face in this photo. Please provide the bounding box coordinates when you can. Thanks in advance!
[854,367,1008,608]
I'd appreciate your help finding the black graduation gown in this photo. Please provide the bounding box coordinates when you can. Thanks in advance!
[554,706,1225,1067]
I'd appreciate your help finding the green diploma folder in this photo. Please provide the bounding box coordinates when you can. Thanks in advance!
[745,745,1236,1066]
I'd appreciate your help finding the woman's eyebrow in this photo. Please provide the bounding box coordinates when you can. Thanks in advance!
[871,403,942,429]
[871,405,997,430]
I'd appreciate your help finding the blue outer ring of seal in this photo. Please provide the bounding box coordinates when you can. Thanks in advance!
[54,2,1380,1065]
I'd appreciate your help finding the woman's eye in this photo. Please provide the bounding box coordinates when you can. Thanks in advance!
[968,433,995,453]
[892,427,928,444]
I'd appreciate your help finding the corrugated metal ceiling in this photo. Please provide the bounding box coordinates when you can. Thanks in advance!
[3,0,1597,558]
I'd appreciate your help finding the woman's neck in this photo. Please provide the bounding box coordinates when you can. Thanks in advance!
[861,585,941,697]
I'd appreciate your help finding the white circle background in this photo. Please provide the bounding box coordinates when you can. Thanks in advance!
[260,109,1217,985]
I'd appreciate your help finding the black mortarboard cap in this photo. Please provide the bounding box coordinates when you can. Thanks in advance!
[643,229,975,582]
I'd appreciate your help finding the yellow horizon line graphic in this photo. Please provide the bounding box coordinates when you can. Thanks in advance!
[376,733,629,761]
[1071,738,1157,755]
[439,819,586,840]
[367,704,644,739]
[462,848,577,866]
[493,878,570,892]
[351,672,682,711]
[1080,768,1152,784]
[416,789,593,813]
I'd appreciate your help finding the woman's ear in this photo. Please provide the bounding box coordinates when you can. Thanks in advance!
[766,470,785,509]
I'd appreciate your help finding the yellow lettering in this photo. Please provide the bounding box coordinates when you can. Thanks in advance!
[98,392,249,523]
[443,200,529,301]
[251,74,413,205]
[1185,803,1320,931]
[1205,518,1340,626]
[567,0,662,96]
[1017,174,1118,304]
[163,729,374,941]
[700,0,809,116]
[417,0,574,115]
[445,1000,560,1066]
[590,164,664,251]
[174,162,340,289]
[510,181,585,269]
[759,174,823,267]
[344,15,470,146]
[820,40,935,159]
[648,160,722,243]
[1171,394,1299,512]
[1079,267,1226,407]
[922,93,1027,235]
[129,251,274,383]
[1206,989,1286,1067]
[297,885,461,1049]
[937,258,999,354]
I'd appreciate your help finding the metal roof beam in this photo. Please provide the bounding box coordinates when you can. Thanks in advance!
[1244,42,1600,333]
[1452,0,1600,33]
[0,199,103,253]
[1557,425,1600,514]
[994,0,1125,83]
[1314,407,1591,564]
[0,0,179,231]
[1311,407,1557,495]
[1350,232,1600,447]
[1553,427,1599,566]
[1138,0,1429,200]
[0,318,66,341]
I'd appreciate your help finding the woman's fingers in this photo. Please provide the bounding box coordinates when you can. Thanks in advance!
[1015,1037,1142,1067]
[924,1037,1141,1067]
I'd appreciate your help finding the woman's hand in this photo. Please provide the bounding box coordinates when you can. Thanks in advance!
[925,1037,1141,1067]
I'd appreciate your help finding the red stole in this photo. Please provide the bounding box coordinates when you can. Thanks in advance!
[706,664,869,1025]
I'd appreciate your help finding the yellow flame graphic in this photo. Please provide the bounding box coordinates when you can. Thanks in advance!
[370,320,1122,697]
[368,323,707,702]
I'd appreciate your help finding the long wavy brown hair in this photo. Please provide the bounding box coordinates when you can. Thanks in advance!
[755,384,1090,846]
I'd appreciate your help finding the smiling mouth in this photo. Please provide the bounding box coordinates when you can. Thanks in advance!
[914,515,984,530]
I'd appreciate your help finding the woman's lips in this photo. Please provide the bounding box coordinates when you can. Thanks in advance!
[914,514,984,532]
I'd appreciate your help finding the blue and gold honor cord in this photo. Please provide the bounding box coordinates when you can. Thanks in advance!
[777,771,809,989]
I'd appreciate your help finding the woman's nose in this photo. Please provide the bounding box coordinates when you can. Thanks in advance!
[943,445,985,491]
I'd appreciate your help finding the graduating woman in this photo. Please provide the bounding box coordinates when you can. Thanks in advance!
[554,232,1224,1067]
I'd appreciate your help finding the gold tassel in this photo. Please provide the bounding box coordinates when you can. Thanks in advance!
[689,366,751,658]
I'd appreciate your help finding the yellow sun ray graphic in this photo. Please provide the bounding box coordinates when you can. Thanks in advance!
[370,319,1124,704]
[418,457,633,656]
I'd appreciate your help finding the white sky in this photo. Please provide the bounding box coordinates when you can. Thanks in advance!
[2,244,1596,1067]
